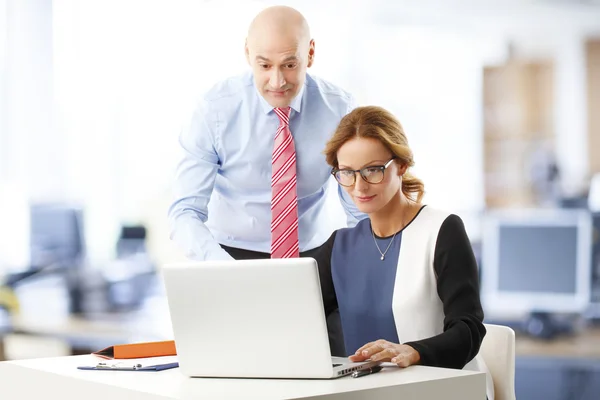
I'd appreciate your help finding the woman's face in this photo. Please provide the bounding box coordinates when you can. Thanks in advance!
[335,137,403,215]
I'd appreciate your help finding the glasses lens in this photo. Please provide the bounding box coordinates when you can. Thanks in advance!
[335,170,355,186]
[362,167,384,184]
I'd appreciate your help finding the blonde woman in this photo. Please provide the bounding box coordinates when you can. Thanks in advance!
[316,106,494,399]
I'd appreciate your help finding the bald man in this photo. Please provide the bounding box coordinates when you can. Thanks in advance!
[168,6,362,355]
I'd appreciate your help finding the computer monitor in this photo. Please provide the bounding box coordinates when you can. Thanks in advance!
[481,209,592,317]
[29,203,85,268]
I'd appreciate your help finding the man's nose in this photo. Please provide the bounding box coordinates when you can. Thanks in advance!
[269,69,285,88]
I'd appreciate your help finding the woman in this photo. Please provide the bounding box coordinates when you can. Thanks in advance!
[316,105,494,399]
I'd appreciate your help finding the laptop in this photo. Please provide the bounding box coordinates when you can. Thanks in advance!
[161,257,377,379]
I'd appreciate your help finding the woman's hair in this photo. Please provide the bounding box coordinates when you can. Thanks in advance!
[324,105,424,203]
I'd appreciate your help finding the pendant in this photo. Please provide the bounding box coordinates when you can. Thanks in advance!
[381,255,385,261]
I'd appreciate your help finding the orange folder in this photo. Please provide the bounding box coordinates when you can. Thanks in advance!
[92,340,177,360]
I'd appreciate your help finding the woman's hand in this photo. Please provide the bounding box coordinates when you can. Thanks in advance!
[348,339,421,368]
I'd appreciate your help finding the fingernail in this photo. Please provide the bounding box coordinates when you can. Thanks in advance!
[391,358,397,363]
[362,350,368,355]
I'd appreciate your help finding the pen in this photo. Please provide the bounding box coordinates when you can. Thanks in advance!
[351,365,383,378]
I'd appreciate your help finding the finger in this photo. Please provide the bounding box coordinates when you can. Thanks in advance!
[370,348,398,362]
[360,342,389,358]
[353,341,378,356]
[391,352,412,367]
[349,346,377,362]
[350,342,380,361]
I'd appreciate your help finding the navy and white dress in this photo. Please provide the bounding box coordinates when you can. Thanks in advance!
[315,205,494,400]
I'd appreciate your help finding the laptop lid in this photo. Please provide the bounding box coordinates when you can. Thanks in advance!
[162,257,340,378]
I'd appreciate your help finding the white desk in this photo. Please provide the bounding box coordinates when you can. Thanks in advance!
[0,355,486,400]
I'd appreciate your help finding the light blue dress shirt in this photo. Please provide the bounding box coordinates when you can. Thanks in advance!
[168,70,364,261]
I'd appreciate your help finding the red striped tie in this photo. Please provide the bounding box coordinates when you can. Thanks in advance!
[271,107,299,258]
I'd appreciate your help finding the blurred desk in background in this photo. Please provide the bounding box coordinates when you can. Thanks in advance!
[515,328,600,400]
[516,327,600,358]
[0,270,171,361]
[0,309,12,360]
[0,294,173,360]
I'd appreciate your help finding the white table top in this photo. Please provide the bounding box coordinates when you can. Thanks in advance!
[0,355,487,400]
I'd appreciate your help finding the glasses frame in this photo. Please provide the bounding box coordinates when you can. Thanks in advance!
[331,158,396,187]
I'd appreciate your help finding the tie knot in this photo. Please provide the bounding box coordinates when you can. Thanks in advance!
[274,107,291,126]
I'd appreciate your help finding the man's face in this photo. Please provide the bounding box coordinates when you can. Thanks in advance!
[246,34,314,108]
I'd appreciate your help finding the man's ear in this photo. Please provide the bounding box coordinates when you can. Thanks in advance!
[245,39,251,65]
[307,39,315,68]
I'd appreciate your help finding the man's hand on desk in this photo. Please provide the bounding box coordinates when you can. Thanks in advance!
[349,339,421,368]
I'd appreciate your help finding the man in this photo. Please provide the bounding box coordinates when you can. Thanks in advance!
[168,6,363,355]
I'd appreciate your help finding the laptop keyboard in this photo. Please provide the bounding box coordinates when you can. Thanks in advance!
[332,363,342,367]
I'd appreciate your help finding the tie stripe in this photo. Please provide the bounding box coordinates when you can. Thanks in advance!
[271,174,296,209]
[281,241,300,259]
[274,108,290,125]
[275,125,286,139]
[271,107,299,259]
[272,218,299,255]
[271,195,297,231]
[272,152,296,186]
[272,132,293,165]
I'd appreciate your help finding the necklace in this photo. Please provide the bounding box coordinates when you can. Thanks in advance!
[371,202,414,261]
[371,228,398,261]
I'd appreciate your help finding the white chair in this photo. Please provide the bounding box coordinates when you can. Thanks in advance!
[480,323,516,400]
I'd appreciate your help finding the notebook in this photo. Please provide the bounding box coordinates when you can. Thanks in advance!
[92,340,177,360]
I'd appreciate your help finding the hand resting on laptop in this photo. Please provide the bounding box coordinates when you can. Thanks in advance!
[349,339,421,367]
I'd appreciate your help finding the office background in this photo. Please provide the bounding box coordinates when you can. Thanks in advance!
[1,0,600,399]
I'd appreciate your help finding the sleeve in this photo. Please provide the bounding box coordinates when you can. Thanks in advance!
[167,98,233,261]
[404,214,486,369]
[337,93,366,227]
[314,231,338,318]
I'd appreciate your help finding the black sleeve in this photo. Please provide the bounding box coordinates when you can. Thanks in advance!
[313,231,338,318]
[404,214,486,369]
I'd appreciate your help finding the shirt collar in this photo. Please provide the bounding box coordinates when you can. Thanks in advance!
[256,80,306,115]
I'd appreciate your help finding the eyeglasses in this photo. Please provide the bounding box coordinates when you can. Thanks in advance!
[332,158,395,187]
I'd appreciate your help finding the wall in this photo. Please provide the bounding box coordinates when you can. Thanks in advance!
[2,0,598,267]
[553,34,589,197]
[588,39,600,175]
[4,0,65,200]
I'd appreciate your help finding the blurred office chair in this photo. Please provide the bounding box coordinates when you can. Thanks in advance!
[481,324,516,400]
[116,225,147,258]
